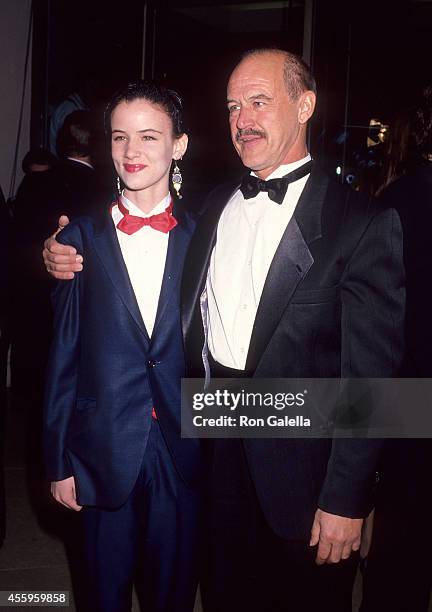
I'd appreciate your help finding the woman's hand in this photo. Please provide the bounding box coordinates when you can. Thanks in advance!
[51,476,83,511]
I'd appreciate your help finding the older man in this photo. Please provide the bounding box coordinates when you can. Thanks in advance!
[45,49,404,611]
[181,49,404,612]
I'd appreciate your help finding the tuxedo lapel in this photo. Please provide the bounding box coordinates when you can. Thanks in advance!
[245,169,329,374]
[244,218,313,373]
[152,206,193,341]
[93,214,150,342]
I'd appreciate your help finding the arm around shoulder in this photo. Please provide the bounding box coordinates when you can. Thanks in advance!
[43,215,84,280]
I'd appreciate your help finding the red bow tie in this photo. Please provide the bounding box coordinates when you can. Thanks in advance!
[116,198,177,235]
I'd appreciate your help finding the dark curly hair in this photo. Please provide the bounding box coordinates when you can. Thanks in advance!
[104,80,184,138]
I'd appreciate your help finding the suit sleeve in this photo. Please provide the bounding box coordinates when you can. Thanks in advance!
[43,225,84,481]
[318,207,405,517]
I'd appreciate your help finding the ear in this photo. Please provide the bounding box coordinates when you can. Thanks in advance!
[173,133,189,160]
[298,91,316,125]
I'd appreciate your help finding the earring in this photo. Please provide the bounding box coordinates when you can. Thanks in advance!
[116,176,121,195]
[171,160,183,199]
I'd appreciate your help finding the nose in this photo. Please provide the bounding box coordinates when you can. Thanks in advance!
[124,139,141,160]
[236,105,254,131]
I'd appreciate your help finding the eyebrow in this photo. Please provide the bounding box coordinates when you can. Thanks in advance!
[111,128,163,134]
[226,93,272,104]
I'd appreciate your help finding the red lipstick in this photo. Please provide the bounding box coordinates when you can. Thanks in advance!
[123,164,147,173]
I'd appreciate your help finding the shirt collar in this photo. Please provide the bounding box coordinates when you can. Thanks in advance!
[251,153,311,180]
[67,157,94,169]
[120,192,171,218]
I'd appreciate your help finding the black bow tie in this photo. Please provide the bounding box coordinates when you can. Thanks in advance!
[239,160,313,204]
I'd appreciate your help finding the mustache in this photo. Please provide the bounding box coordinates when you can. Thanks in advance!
[236,128,265,141]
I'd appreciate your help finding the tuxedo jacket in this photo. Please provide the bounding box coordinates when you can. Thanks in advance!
[44,202,204,508]
[181,166,405,539]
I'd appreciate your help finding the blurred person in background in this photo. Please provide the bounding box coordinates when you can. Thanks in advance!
[21,148,58,174]
[10,149,61,478]
[11,112,110,476]
[54,110,111,218]
[11,149,58,242]
[361,85,432,612]
[49,87,88,157]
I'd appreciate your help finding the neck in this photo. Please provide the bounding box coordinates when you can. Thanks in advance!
[255,140,309,180]
[123,185,170,214]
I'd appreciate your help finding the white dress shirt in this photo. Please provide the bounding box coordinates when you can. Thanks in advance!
[206,155,311,370]
[111,193,171,337]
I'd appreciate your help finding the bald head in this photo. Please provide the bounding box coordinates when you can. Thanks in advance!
[240,48,316,101]
[226,49,316,178]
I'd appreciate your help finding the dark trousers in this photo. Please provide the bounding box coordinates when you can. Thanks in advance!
[202,437,358,612]
[79,420,202,612]
[204,355,358,611]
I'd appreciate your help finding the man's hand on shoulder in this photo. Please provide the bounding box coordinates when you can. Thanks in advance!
[50,476,82,511]
[310,508,363,565]
[43,215,83,280]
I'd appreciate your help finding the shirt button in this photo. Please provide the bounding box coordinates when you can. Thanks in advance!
[241,304,248,310]
[240,348,245,354]
[148,359,157,368]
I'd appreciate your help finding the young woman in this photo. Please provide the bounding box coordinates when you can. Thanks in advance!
[44,81,205,612]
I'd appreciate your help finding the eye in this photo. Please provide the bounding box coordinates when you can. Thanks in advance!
[253,100,265,108]
[142,135,157,141]
[112,135,126,142]
[228,104,240,114]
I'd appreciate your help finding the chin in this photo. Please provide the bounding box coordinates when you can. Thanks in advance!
[239,148,266,169]
[122,178,148,191]
[240,154,265,171]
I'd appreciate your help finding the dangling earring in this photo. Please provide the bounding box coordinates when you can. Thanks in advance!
[171,159,183,199]
[116,176,121,195]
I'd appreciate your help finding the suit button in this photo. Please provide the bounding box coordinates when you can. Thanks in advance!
[148,360,157,368]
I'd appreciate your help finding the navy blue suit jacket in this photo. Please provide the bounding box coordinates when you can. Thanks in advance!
[44,202,204,508]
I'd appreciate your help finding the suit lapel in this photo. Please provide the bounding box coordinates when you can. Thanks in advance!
[245,169,329,373]
[93,213,150,342]
[152,205,193,340]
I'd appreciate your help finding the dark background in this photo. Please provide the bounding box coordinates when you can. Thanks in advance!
[31,0,432,198]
